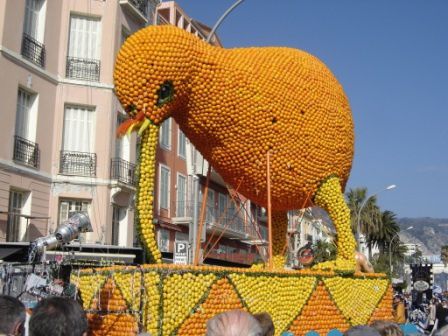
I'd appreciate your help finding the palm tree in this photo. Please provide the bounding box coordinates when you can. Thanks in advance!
[367,210,400,255]
[346,187,382,242]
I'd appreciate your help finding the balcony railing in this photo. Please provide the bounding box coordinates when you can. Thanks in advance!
[110,158,136,186]
[13,135,40,169]
[206,251,259,265]
[59,150,96,177]
[66,56,101,82]
[129,0,148,17]
[21,34,46,68]
[172,201,262,239]
[156,14,169,25]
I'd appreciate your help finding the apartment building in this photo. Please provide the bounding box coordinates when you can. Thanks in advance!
[0,0,266,266]
[0,0,158,246]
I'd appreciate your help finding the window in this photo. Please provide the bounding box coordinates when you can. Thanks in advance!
[22,0,46,67]
[159,165,170,210]
[227,196,236,216]
[15,88,37,141]
[177,129,186,159]
[160,118,171,150]
[175,231,188,242]
[115,113,130,161]
[59,199,90,226]
[206,191,215,223]
[66,15,101,81]
[63,106,95,152]
[158,229,170,252]
[218,193,227,216]
[111,205,126,246]
[6,190,24,242]
[259,225,268,240]
[23,0,46,41]
[61,106,96,176]
[176,174,186,217]
[14,89,40,168]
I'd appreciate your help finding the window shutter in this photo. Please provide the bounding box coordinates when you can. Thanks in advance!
[160,166,170,209]
[15,89,32,139]
[69,15,101,60]
[59,201,69,225]
[177,175,186,217]
[63,106,94,152]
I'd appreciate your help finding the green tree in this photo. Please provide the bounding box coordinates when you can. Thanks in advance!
[313,239,337,263]
[367,210,400,255]
[346,187,382,258]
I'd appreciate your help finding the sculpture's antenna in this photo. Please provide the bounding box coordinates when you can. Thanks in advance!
[206,0,246,44]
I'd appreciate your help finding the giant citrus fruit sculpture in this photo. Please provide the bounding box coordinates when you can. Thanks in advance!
[114,25,356,270]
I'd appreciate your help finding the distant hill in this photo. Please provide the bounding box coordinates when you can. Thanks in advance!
[397,217,448,255]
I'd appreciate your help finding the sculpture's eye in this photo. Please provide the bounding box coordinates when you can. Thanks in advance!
[125,104,137,116]
[156,81,174,107]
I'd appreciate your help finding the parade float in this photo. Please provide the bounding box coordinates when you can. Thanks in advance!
[74,25,394,335]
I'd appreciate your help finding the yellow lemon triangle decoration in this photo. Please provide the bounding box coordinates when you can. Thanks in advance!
[113,271,142,311]
[368,284,395,323]
[162,273,217,336]
[289,282,350,335]
[144,272,161,336]
[230,274,316,335]
[75,273,107,310]
[178,277,245,335]
[324,277,390,325]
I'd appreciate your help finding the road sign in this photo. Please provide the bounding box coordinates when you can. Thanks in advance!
[174,241,189,265]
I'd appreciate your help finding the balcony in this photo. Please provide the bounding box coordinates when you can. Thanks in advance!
[59,150,96,177]
[110,158,136,186]
[21,34,46,68]
[171,200,261,239]
[13,135,40,169]
[206,250,259,266]
[66,57,100,82]
[120,0,148,23]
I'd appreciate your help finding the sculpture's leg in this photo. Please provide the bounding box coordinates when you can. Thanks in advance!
[312,176,356,272]
[272,211,288,269]
[137,124,162,263]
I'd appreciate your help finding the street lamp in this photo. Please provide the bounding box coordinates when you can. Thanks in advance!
[389,226,413,275]
[356,184,396,252]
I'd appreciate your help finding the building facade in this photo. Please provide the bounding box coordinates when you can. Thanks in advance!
[0,0,157,246]
[0,0,268,266]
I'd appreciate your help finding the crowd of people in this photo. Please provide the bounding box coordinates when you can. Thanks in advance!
[0,295,88,336]
[392,293,448,335]
[3,293,448,336]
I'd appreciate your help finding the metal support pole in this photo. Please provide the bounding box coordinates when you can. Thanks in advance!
[266,150,273,270]
[389,234,399,275]
[190,175,199,264]
[193,166,211,266]
[206,0,246,43]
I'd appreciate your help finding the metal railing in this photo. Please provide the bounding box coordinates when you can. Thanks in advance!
[13,135,40,169]
[129,0,148,17]
[59,150,96,177]
[66,56,101,82]
[110,158,136,186]
[21,34,46,68]
[206,250,259,265]
[172,200,261,238]
[156,14,169,25]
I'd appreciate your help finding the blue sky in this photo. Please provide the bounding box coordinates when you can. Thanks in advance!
[174,0,448,218]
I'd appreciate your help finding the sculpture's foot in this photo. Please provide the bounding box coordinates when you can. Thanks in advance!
[312,258,356,274]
